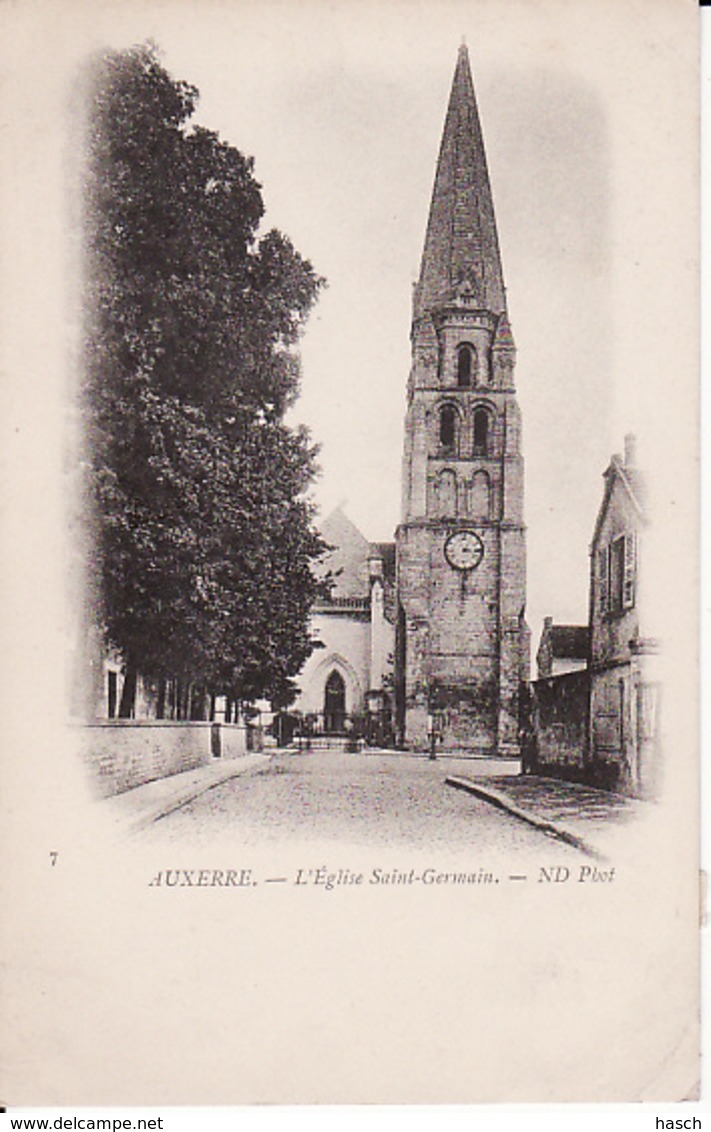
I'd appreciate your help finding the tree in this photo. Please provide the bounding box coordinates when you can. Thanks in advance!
[81,43,326,715]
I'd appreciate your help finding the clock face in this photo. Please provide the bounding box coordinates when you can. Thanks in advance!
[444,530,484,572]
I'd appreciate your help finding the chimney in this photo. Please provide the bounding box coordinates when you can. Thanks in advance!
[624,433,637,468]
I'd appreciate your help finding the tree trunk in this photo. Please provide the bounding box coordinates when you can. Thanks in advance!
[189,686,198,721]
[118,658,137,719]
[157,677,166,720]
[175,679,183,720]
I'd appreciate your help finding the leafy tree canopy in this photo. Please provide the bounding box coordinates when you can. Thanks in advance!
[82,43,327,714]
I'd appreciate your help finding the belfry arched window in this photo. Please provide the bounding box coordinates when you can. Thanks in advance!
[439,404,457,451]
[457,344,474,387]
[473,408,490,456]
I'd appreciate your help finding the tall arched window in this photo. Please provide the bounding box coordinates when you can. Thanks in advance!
[439,404,457,450]
[473,407,490,455]
[457,344,474,387]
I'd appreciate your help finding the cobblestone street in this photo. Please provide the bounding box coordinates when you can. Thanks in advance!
[141,749,582,857]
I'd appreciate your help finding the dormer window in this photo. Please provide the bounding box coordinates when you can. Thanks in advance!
[457,344,474,387]
[439,404,457,450]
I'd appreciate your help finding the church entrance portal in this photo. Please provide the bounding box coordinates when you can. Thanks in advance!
[324,670,346,734]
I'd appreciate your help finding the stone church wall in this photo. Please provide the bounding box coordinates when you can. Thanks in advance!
[295,612,371,716]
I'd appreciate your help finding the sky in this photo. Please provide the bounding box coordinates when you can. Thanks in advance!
[3,0,695,657]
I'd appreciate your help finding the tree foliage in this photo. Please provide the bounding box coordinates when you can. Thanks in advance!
[82,43,326,713]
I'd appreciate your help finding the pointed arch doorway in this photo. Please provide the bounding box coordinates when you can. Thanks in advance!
[324,670,346,734]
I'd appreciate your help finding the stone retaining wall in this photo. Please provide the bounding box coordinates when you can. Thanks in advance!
[80,720,250,798]
[528,669,589,776]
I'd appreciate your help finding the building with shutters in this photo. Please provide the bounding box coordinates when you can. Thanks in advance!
[587,434,659,795]
[529,434,660,797]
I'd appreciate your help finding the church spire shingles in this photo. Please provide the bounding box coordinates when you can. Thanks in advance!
[414,44,506,321]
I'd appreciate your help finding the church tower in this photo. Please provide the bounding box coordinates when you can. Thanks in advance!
[395,45,528,754]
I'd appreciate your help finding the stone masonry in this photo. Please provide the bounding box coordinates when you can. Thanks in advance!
[395,45,528,754]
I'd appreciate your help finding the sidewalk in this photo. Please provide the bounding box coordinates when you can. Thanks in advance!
[446,772,648,859]
[102,753,272,832]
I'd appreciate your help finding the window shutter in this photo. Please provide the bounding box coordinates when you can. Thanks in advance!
[597,546,608,614]
[623,532,637,609]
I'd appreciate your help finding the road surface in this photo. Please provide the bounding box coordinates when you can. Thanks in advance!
[145,749,580,857]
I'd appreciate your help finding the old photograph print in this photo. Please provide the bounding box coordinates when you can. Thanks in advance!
[1,0,700,1107]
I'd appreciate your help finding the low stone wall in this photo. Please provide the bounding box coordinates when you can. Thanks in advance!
[80,720,250,798]
[527,670,589,778]
[219,722,250,760]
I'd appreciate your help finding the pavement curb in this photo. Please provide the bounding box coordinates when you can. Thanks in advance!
[122,756,272,832]
[445,775,606,860]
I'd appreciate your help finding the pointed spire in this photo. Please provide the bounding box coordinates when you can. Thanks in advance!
[414,45,506,321]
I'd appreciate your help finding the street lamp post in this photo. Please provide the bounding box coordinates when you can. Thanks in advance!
[426,679,440,760]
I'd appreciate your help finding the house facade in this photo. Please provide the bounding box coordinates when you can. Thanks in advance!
[587,435,659,796]
[529,434,660,798]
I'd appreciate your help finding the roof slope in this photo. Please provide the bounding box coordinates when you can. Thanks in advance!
[591,456,647,549]
[317,508,372,599]
[547,625,589,660]
[413,44,506,321]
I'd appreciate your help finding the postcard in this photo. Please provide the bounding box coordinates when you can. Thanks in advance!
[0,0,700,1106]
